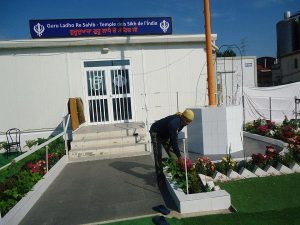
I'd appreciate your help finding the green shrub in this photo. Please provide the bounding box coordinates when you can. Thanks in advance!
[164,157,211,194]
[0,142,9,150]
[25,138,47,149]
[0,136,64,216]
[279,150,295,167]
[0,171,42,215]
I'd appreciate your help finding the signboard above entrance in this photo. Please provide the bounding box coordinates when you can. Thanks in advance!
[29,17,172,39]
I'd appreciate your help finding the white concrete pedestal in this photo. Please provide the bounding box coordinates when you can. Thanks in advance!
[187,106,243,155]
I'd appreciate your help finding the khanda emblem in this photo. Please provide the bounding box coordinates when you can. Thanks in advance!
[160,20,169,33]
[92,75,103,90]
[33,23,45,37]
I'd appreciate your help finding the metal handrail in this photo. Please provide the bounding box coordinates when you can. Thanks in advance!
[0,114,70,172]
[0,108,70,220]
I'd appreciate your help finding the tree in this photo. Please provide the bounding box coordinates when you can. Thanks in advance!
[216,49,237,57]
[239,37,248,56]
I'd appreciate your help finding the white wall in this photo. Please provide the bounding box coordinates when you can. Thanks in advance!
[62,43,208,126]
[281,52,300,84]
[0,40,208,142]
[216,56,257,105]
[139,43,208,126]
[0,49,70,133]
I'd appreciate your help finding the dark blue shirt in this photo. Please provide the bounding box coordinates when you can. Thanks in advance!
[150,114,184,158]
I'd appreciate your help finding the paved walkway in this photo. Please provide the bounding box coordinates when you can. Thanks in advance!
[19,136,281,225]
[20,155,171,225]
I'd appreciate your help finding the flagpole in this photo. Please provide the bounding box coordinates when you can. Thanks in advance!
[204,0,216,106]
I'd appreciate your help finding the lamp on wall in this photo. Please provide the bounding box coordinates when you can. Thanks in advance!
[101,47,110,54]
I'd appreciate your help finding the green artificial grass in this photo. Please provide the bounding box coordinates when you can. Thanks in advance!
[102,207,300,225]
[182,207,300,225]
[102,173,300,225]
[219,173,300,213]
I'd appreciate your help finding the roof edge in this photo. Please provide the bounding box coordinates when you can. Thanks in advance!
[0,34,217,49]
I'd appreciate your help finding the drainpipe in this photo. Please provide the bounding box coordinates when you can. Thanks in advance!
[204,0,216,106]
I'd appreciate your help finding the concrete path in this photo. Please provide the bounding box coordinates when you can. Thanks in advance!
[20,155,170,225]
[19,135,279,225]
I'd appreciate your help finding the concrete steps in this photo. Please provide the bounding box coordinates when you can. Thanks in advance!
[72,127,146,141]
[69,122,149,162]
[69,151,151,163]
[71,135,146,149]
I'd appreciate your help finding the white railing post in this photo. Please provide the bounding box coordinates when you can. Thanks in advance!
[63,115,69,161]
[269,96,272,121]
[183,138,189,194]
[46,146,49,173]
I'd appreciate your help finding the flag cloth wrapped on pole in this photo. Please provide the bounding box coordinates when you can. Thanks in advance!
[204,0,216,106]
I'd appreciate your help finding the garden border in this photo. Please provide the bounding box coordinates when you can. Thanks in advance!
[0,155,67,225]
[164,172,231,214]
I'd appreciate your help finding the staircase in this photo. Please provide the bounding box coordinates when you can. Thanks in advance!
[69,122,150,162]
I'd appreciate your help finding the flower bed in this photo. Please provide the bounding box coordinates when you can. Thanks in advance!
[164,171,231,214]
[162,138,300,213]
[163,158,231,213]
[161,118,300,214]
[245,118,300,165]
[0,155,66,225]
[165,117,300,185]
[192,144,300,182]
[0,137,65,217]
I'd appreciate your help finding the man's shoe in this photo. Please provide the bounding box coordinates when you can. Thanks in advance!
[152,216,170,225]
[152,204,170,215]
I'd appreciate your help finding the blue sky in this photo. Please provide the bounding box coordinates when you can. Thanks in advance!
[0,0,298,57]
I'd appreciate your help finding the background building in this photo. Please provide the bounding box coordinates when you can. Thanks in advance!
[256,56,276,86]
[216,56,257,105]
[275,10,300,84]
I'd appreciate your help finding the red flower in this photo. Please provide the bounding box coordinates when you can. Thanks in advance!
[31,167,39,173]
[26,161,46,174]
[177,157,193,171]
[282,126,294,139]
[26,162,34,168]
[266,120,276,129]
[198,156,212,165]
[252,153,267,165]
[210,164,216,171]
[27,162,39,173]
[258,125,269,134]
[266,146,277,158]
